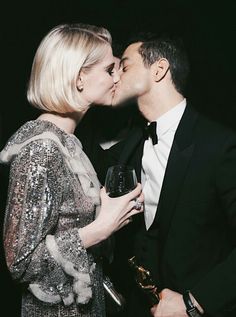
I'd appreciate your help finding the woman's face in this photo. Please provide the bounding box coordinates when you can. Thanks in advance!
[78,46,120,106]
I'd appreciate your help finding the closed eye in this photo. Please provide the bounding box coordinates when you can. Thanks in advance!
[119,57,129,73]
[122,66,128,72]
[106,63,115,76]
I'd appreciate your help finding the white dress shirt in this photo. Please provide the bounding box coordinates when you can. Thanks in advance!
[142,99,186,229]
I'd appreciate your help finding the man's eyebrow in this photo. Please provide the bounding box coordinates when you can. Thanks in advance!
[119,57,128,67]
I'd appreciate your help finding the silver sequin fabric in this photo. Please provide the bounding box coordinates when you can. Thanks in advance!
[0,120,105,317]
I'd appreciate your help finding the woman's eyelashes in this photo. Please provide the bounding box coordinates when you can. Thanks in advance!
[106,63,115,76]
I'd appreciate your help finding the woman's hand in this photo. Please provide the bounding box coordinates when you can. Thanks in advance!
[98,183,144,233]
[79,183,143,248]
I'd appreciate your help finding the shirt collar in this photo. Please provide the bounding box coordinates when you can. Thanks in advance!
[152,98,186,138]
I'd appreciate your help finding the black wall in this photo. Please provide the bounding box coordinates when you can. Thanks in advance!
[1,0,235,315]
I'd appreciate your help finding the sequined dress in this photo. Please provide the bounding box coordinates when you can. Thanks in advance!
[0,120,106,317]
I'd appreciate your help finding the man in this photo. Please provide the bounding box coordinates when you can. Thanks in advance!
[98,35,236,317]
[79,35,236,316]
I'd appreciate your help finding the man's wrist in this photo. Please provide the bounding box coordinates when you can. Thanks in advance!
[189,292,204,315]
[183,290,204,317]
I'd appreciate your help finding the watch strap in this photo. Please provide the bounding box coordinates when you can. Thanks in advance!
[183,290,202,317]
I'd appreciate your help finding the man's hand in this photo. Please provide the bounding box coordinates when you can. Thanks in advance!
[150,288,188,317]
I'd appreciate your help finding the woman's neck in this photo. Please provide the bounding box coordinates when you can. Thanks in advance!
[37,112,81,134]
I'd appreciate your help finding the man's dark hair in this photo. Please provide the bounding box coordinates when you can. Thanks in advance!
[128,32,190,95]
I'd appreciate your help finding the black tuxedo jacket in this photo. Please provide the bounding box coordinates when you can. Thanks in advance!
[80,105,236,317]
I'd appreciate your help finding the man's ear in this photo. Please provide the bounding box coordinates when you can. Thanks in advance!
[152,58,170,82]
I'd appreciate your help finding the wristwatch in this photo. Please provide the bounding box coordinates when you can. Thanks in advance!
[183,290,203,317]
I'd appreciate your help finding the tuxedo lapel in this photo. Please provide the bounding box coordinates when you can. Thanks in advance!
[153,106,199,250]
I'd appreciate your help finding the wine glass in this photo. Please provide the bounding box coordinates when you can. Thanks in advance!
[105,164,138,197]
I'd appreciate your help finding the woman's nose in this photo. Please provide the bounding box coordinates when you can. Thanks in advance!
[113,69,120,84]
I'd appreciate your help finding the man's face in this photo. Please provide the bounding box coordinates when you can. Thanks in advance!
[112,42,152,106]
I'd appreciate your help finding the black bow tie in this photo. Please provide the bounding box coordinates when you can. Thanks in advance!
[143,121,158,145]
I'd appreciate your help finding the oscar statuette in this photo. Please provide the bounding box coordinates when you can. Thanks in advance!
[128,256,160,305]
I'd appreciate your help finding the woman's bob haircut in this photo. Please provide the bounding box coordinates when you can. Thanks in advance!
[27,23,112,113]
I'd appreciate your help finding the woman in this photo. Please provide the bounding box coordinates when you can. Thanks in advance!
[0,23,143,317]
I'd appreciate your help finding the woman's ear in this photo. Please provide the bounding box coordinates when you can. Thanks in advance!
[77,75,84,92]
[152,58,170,82]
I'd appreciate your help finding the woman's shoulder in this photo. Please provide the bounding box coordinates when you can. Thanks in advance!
[0,120,74,164]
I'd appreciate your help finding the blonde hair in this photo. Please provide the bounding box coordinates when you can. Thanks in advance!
[27,23,112,113]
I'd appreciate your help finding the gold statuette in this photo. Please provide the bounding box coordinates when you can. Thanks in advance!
[128,256,160,305]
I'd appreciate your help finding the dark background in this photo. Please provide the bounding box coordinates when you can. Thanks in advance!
[1,0,235,315]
